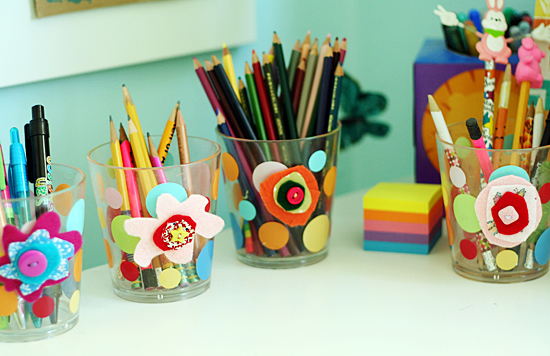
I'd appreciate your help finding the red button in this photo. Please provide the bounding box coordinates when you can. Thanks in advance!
[287,187,304,205]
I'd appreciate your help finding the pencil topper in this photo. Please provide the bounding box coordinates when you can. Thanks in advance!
[475,0,512,64]
[433,5,463,28]
[516,37,545,88]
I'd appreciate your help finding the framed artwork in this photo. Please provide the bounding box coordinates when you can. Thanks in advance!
[34,0,158,18]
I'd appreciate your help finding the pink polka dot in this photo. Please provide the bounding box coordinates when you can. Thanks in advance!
[105,187,123,209]
[460,239,477,260]
[120,261,140,281]
[32,296,55,318]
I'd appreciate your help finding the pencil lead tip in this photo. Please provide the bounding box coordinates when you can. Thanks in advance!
[109,115,113,122]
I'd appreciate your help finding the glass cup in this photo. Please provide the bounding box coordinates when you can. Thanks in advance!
[0,164,86,342]
[436,118,550,282]
[87,136,221,303]
[216,123,341,268]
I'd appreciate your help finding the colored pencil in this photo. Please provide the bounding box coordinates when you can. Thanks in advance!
[262,52,286,140]
[287,39,302,91]
[119,124,142,219]
[340,38,347,64]
[511,79,531,165]
[238,77,257,136]
[222,43,241,102]
[296,41,318,135]
[110,117,130,215]
[331,38,341,74]
[302,43,329,138]
[147,133,167,184]
[251,51,277,140]
[157,101,179,165]
[193,57,228,123]
[314,46,334,136]
[327,63,344,132]
[291,58,306,114]
[273,32,298,138]
[244,62,268,140]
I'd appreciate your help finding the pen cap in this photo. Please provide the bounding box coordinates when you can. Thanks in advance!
[29,104,50,138]
[9,127,29,194]
[466,118,482,140]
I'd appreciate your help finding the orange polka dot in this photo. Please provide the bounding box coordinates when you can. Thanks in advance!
[222,153,239,181]
[103,239,114,268]
[0,285,18,317]
[212,168,220,200]
[323,166,337,196]
[258,221,289,250]
[232,183,243,211]
[53,183,73,216]
[97,207,106,229]
[73,249,83,282]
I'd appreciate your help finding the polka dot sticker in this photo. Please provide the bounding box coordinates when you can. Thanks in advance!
[252,161,287,191]
[323,166,337,197]
[488,165,529,183]
[459,239,477,260]
[442,184,449,208]
[454,136,472,159]
[53,183,72,216]
[106,158,116,179]
[62,274,77,299]
[449,166,466,188]
[496,250,518,270]
[74,249,83,282]
[69,290,80,313]
[146,183,188,218]
[106,206,121,242]
[453,194,480,233]
[197,240,214,281]
[33,296,55,318]
[232,183,243,211]
[97,207,106,229]
[238,200,257,221]
[159,268,182,289]
[120,261,140,281]
[103,239,114,268]
[67,199,85,234]
[105,187,123,209]
[111,215,140,254]
[539,183,550,205]
[258,221,289,250]
[0,285,18,317]
[222,152,239,181]
[308,150,327,172]
[535,228,550,265]
[164,152,174,167]
[303,214,330,253]
[96,172,105,200]
[230,214,244,249]
[212,168,220,200]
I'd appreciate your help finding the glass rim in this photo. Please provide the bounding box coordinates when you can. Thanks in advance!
[435,120,550,154]
[215,121,342,143]
[86,135,221,171]
[0,162,86,205]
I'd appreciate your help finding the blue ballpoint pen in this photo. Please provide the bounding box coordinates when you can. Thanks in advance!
[9,127,31,225]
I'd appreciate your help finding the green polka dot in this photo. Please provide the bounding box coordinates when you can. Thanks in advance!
[454,136,472,159]
[107,158,116,179]
[111,215,140,253]
[453,194,480,233]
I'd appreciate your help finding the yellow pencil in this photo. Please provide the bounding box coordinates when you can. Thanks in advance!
[157,101,179,164]
[128,118,156,199]
[222,43,241,103]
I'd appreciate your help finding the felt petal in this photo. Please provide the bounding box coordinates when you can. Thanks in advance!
[124,217,161,240]
[155,193,184,221]
[52,237,75,259]
[31,212,61,238]
[133,237,163,267]
[178,195,225,238]
[164,246,195,265]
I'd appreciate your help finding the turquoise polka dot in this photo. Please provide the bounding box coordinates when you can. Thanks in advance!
[238,200,257,221]
[535,228,550,265]
[230,214,244,249]
[67,199,85,234]
[196,240,214,280]
[145,183,187,218]
[164,152,174,167]
[489,165,529,183]
[308,150,327,172]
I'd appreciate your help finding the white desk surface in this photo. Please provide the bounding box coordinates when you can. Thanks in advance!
[3,189,550,354]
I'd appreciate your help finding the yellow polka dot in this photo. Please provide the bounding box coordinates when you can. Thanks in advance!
[258,221,289,250]
[158,268,181,289]
[95,172,105,201]
[496,250,519,271]
[323,166,337,196]
[303,214,330,253]
[442,184,449,208]
[74,249,83,283]
[212,168,220,200]
[97,207,106,229]
[222,152,239,182]
[53,183,73,216]
[0,285,18,317]
[69,290,80,313]
[103,239,114,268]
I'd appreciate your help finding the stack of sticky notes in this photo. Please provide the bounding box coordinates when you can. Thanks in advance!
[363,182,444,254]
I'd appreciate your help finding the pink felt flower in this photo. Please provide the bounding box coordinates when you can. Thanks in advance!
[124,193,225,267]
[475,175,542,247]
[0,212,82,302]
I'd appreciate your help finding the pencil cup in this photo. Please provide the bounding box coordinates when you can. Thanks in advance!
[436,119,550,283]
[216,123,341,268]
[87,136,222,303]
[0,164,86,342]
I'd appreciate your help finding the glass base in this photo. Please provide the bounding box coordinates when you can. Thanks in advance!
[453,264,548,283]
[112,279,210,303]
[237,249,328,269]
[0,313,78,343]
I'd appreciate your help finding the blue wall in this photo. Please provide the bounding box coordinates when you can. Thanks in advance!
[0,0,534,269]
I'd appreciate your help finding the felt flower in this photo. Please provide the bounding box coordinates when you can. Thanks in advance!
[259,165,320,227]
[124,193,224,268]
[475,175,542,248]
[0,212,82,303]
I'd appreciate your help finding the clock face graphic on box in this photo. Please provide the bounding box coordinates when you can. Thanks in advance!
[421,68,520,173]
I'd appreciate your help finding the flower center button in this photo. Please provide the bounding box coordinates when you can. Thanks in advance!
[18,250,48,277]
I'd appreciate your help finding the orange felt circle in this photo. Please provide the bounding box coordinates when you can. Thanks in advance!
[0,285,18,317]
[323,166,337,196]
[103,239,114,268]
[222,152,239,182]
[73,249,83,282]
[96,172,105,201]
[212,168,220,200]
[53,183,73,216]
[258,221,289,250]
[232,183,243,211]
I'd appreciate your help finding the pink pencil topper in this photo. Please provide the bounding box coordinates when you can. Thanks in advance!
[515,37,545,88]
[475,0,513,64]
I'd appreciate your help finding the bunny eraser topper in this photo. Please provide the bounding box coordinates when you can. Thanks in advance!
[516,37,545,88]
[475,0,513,64]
